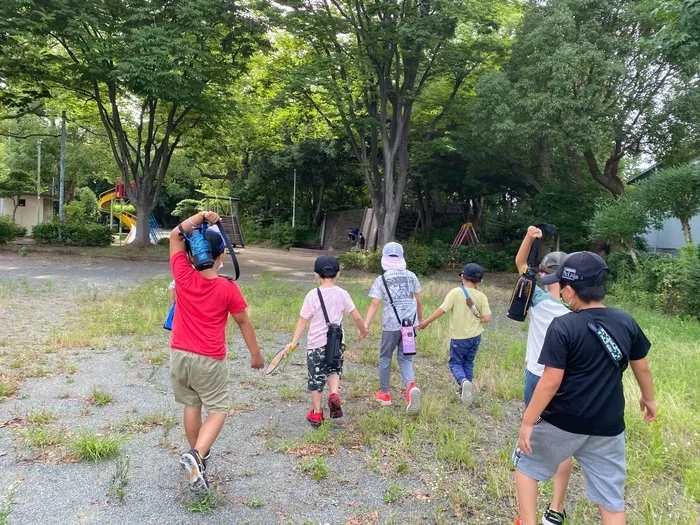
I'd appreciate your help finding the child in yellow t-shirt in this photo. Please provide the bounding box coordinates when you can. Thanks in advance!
[420,263,491,405]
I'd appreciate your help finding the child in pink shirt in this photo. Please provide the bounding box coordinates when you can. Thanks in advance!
[286,255,367,427]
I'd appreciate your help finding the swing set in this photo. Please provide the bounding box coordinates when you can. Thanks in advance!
[202,194,245,247]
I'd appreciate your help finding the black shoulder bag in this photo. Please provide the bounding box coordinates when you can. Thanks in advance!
[579,310,626,370]
[317,288,343,367]
[507,223,558,322]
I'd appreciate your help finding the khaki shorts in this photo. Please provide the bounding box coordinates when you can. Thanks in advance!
[170,350,230,413]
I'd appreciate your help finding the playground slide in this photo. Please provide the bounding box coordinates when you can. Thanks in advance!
[98,190,138,244]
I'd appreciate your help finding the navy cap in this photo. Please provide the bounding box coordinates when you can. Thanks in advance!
[541,251,609,285]
[460,263,484,280]
[314,255,340,275]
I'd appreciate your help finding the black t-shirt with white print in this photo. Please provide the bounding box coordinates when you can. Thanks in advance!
[538,307,651,436]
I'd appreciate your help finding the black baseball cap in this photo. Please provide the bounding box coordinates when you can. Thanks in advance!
[314,255,340,276]
[460,263,485,280]
[541,251,609,285]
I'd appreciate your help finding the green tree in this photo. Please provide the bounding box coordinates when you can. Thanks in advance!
[473,0,682,197]
[172,199,204,219]
[590,195,649,264]
[637,163,700,244]
[0,169,35,220]
[0,0,267,245]
[277,0,504,243]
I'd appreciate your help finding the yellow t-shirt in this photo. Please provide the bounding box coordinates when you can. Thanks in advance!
[439,286,491,339]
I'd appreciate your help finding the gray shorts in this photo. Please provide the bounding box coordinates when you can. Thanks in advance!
[513,420,626,512]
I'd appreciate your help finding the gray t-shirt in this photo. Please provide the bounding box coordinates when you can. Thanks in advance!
[369,269,421,331]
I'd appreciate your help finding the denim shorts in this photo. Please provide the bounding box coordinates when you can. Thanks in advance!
[523,369,541,406]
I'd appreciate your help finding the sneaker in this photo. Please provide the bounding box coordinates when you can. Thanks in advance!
[374,390,392,406]
[328,393,343,419]
[514,520,524,525]
[461,379,474,406]
[542,506,567,525]
[201,448,212,473]
[405,381,421,415]
[306,409,324,428]
[179,449,209,494]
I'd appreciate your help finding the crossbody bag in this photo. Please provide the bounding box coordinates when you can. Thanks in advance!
[381,275,417,356]
[460,285,481,319]
[317,288,343,367]
[579,310,625,370]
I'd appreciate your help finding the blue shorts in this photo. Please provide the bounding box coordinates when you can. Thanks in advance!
[523,369,540,406]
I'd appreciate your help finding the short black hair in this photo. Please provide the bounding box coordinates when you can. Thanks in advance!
[569,273,608,303]
[462,275,483,284]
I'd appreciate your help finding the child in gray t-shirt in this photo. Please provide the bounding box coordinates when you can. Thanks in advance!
[364,242,423,415]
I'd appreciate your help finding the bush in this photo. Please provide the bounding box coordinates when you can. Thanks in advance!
[269,223,320,249]
[447,244,514,272]
[0,216,27,244]
[337,248,382,274]
[65,187,100,223]
[32,221,113,246]
[608,245,700,318]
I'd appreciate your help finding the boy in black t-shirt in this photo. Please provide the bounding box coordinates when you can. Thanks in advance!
[512,252,657,525]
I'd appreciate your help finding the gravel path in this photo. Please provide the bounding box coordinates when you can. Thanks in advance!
[0,251,439,525]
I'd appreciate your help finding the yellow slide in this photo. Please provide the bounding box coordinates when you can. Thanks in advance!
[99,190,138,243]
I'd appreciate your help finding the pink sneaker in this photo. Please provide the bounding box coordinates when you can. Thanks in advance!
[328,393,343,419]
[405,381,421,415]
[306,409,324,428]
[374,390,392,406]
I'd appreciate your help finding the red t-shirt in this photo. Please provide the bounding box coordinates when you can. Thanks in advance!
[170,252,248,360]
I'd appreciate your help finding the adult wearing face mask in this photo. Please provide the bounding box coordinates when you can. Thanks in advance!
[168,210,264,495]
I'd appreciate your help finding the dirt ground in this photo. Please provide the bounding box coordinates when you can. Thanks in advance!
[0,248,522,525]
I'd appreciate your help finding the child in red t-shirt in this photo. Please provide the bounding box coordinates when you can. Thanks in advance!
[169,210,264,494]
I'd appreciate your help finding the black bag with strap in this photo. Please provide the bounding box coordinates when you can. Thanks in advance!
[317,288,343,368]
[507,223,558,322]
[579,310,627,371]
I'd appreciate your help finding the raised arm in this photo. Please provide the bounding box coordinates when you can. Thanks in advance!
[515,226,542,275]
[169,210,221,257]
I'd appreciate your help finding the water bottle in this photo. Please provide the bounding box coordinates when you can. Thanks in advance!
[188,223,214,270]
[401,318,416,355]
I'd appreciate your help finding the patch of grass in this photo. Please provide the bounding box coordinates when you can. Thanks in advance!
[70,432,124,462]
[356,409,401,445]
[246,496,264,508]
[383,481,407,504]
[0,377,17,400]
[26,409,58,426]
[300,456,329,481]
[145,351,168,366]
[279,385,303,401]
[0,487,14,525]
[112,413,178,434]
[186,491,225,513]
[435,428,476,469]
[16,427,66,449]
[108,455,130,503]
[87,388,113,407]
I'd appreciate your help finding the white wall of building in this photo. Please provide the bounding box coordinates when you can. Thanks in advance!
[0,194,54,234]
[643,215,700,253]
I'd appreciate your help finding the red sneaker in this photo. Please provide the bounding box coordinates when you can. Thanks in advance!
[374,390,392,406]
[513,520,524,525]
[306,409,324,428]
[328,393,343,419]
[405,381,421,415]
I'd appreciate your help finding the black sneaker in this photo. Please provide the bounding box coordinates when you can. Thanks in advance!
[542,506,566,525]
[201,448,212,473]
[179,449,209,494]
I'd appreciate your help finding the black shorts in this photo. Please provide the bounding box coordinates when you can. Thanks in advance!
[307,345,344,392]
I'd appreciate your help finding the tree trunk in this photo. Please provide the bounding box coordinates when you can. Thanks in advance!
[470,197,484,228]
[379,207,400,246]
[681,219,692,244]
[11,199,18,221]
[583,149,625,197]
[313,181,326,228]
[133,198,155,246]
[538,137,554,183]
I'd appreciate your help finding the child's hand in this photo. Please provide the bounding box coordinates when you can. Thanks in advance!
[418,320,429,330]
[250,351,264,370]
[284,343,297,354]
[203,211,221,224]
[357,329,367,340]
[640,397,658,422]
[527,226,543,239]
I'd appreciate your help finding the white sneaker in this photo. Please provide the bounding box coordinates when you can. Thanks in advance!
[461,379,473,406]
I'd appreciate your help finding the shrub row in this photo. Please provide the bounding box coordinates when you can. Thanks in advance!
[0,217,27,244]
[337,242,514,276]
[32,221,113,247]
